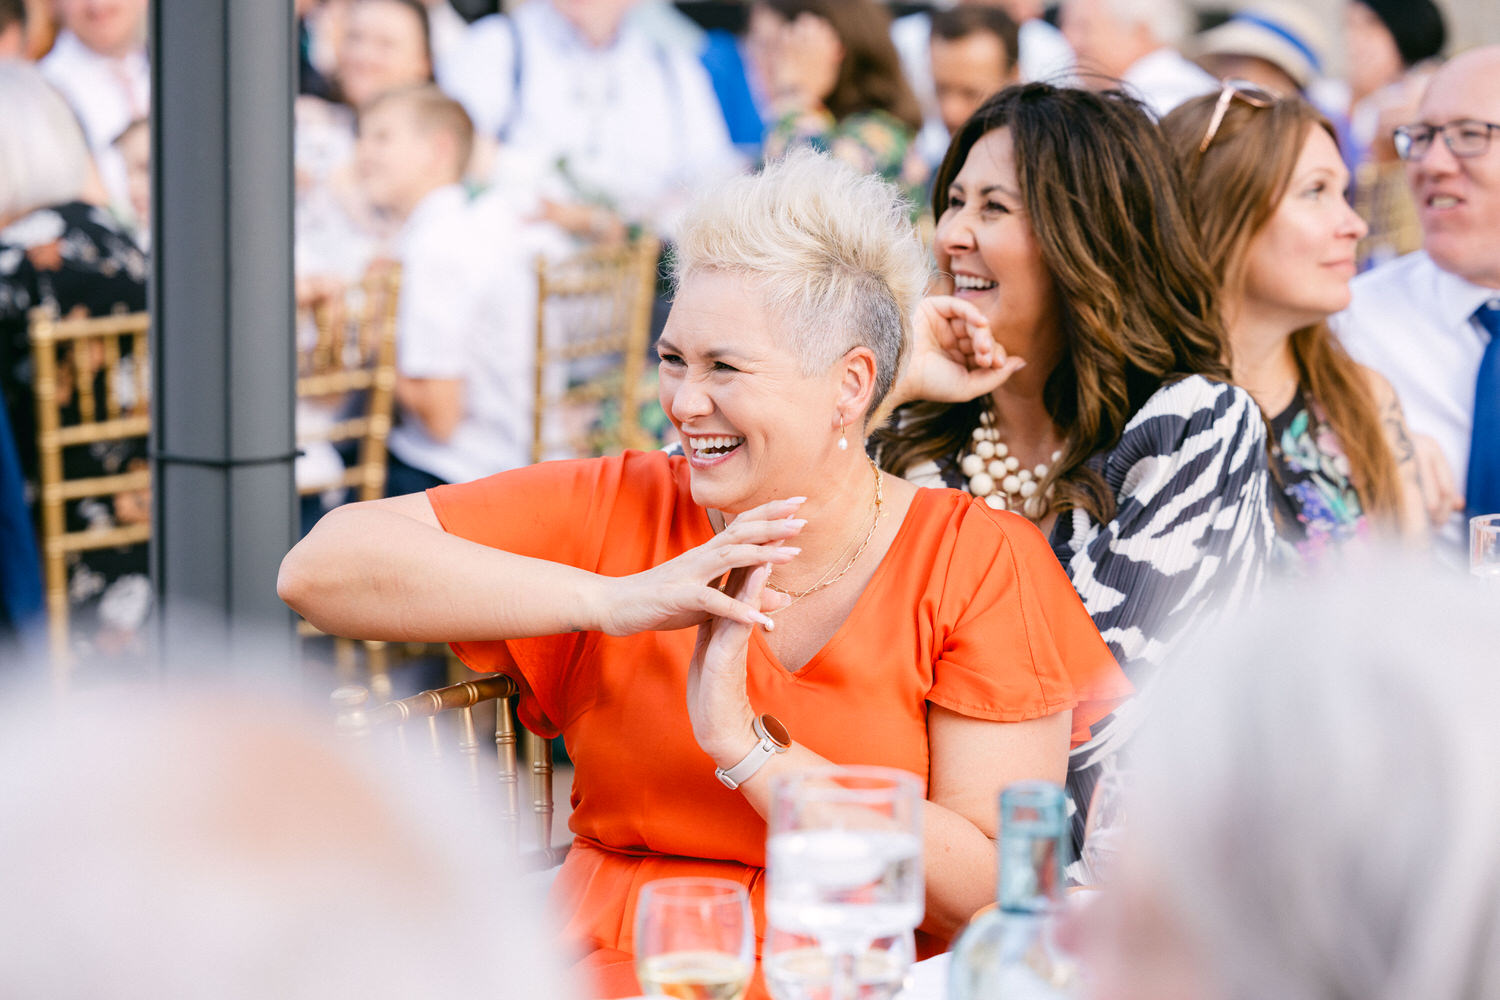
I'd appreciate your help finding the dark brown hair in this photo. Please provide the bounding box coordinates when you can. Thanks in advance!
[1160,92,1404,524]
[759,0,923,134]
[875,83,1230,524]
[930,6,1019,77]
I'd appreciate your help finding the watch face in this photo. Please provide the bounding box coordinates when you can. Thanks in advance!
[760,713,791,749]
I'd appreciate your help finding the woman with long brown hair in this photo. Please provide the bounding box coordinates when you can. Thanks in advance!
[874,83,1274,853]
[1161,83,1427,559]
[748,0,929,213]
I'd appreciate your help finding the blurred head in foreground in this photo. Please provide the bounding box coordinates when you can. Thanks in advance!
[0,682,576,1000]
[1078,562,1500,1000]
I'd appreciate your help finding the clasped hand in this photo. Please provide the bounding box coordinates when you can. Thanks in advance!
[593,498,804,636]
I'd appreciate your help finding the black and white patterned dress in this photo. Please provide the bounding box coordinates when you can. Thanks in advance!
[894,375,1275,854]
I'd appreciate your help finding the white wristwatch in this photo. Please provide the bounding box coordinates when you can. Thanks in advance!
[714,714,791,789]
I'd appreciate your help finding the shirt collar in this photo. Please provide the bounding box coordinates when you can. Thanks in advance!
[1423,251,1500,335]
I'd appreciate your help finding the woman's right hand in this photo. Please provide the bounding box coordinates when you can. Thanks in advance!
[592,498,806,636]
[892,295,1026,409]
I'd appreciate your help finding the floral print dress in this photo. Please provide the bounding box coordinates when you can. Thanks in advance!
[0,202,151,652]
[1267,386,1369,562]
[762,107,929,219]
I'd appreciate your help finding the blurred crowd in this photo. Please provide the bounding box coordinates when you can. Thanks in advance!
[0,0,1495,641]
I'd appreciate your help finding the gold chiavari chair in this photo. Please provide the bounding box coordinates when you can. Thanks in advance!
[296,265,401,506]
[531,236,661,464]
[295,267,402,695]
[28,306,151,674]
[1354,159,1423,270]
[333,677,564,869]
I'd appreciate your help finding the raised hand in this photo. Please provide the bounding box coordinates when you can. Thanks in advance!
[685,562,773,765]
[892,294,1026,409]
[593,499,804,637]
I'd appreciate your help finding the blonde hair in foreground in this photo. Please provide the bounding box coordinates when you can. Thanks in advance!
[1121,561,1500,1000]
[670,148,930,419]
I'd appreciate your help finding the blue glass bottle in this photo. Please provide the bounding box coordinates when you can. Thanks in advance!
[947,781,1075,1000]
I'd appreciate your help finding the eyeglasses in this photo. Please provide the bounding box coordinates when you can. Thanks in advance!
[1392,120,1500,161]
[1198,79,1277,154]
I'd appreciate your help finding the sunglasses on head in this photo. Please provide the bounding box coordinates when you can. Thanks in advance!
[1198,79,1277,155]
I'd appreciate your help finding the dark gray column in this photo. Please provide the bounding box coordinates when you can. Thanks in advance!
[150,0,297,663]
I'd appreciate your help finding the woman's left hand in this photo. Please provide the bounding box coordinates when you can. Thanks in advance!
[685,562,773,767]
[887,295,1026,412]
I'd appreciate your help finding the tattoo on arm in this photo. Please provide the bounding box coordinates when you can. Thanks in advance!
[1383,397,1416,467]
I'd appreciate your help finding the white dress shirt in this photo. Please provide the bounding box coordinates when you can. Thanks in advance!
[39,30,150,215]
[438,1,740,238]
[386,185,568,485]
[1332,250,1498,546]
[1120,46,1217,119]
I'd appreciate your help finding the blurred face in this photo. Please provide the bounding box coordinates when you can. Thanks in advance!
[355,102,444,216]
[552,0,639,48]
[58,0,146,58]
[934,128,1060,358]
[1061,0,1141,83]
[745,5,786,98]
[1405,52,1500,289]
[931,32,1014,136]
[338,0,432,109]
[657,271,841,513]
[1343,2,1403,102]
[1240,127,1367,330]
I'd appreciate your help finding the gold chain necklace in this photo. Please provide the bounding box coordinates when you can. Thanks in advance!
[765,456,884,611]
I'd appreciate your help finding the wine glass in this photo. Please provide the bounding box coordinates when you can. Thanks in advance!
[1471,514,1500,586]
[634,877,754,1000]
[764,766,924,1000]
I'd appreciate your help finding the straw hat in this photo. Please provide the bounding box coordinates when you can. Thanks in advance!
[1194,1,1329,91]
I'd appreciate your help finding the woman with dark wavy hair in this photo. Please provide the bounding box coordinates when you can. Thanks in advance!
[1161,84,1427,560]
[875,83,1274,852]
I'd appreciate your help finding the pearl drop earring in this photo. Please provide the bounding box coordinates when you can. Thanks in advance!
[838,420,848,451]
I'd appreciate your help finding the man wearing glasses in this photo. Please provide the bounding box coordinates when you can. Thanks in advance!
[1334,46,1500,549]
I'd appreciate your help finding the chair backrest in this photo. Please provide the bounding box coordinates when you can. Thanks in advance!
[531,236,661,465]
[333,676,562,869]
[28,306,152,669]
[296,266,401,503]
[1354,160,1422,271]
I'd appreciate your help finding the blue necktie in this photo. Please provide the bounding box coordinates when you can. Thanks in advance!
[1467,302,1500,516]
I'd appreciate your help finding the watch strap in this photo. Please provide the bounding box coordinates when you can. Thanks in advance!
[714,714,789,790]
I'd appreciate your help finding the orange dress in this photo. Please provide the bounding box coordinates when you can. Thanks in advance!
[429,450,1129,995]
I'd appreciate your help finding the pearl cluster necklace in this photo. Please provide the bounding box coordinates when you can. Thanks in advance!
[958,411,1060,519]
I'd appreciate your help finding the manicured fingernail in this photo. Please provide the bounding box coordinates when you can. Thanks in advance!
[786,497,808,505]
[779,546,802,556]
[784,518,807,529]
[760,616,775,631]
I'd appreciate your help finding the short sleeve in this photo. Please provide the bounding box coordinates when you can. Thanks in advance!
[1056,375,1274,687]
[427,450,688,736]
[927,498,1132,748]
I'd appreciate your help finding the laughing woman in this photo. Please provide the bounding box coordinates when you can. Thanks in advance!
[278,150,1130,994]
[872,84,1276,848]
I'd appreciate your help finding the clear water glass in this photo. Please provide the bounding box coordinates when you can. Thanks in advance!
[1078,765,1130,887]
[765,766,924,1000]
[634,877,754,1000]
[1471,514,1500,586]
